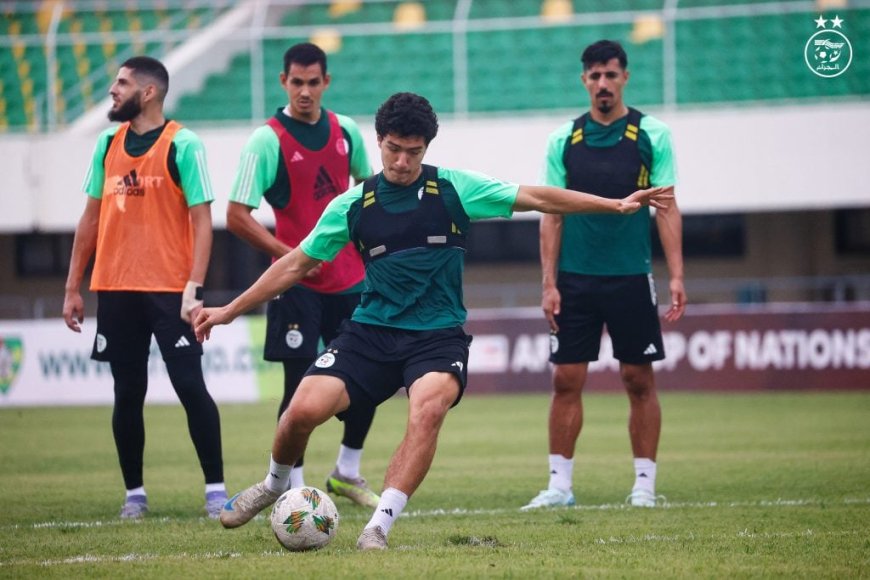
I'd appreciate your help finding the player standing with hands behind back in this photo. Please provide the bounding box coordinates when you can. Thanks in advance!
[63,56,226,519]
[523,40,686,511]
[225,43,379,507]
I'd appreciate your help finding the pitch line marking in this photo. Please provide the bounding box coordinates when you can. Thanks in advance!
[3,497,869,533]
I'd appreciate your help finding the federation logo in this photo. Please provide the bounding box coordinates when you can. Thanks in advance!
[804,15,852,78]
[96,333,108,353]
[314,351,336,368]
[285,329,303,349]
[0,336,23,395]
[549,333,559,354]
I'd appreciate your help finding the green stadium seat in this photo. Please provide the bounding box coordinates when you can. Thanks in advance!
[2,2,869,132]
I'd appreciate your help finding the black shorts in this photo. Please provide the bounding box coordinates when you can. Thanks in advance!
[550,272,664,365]
[92,291,202,362]
[264,286,360,361]
[305,320,473,411]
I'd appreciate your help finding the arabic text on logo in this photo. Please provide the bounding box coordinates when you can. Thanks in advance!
[804,15,853,78]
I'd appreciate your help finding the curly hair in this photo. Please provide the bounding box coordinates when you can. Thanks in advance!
[374,93,439,145]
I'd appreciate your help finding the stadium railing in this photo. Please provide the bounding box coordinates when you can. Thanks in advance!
[2,0,868,132]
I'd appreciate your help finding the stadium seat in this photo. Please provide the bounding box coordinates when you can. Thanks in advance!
[2,2,869,132]
[394,2,427,29]
[541,0,573,22]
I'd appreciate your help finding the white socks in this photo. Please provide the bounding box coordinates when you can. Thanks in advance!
[264,455,292,494]
[335,445,363,479]
[289,466,305,490]
[265,446,363,494]
[126,486,146,499]
[547,454,574,492]
[633,458,657,493]
[364,487,408,535]
[205,482,226,495]
[545,456,657,495]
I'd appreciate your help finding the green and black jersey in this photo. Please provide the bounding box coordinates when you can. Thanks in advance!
[300,168,519,330]
[541,112,677,275]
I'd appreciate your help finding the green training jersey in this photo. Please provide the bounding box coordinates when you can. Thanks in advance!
[229,108,371,209]
[300,167,519,330]
[81,122,214,207]
[541,113,677,275]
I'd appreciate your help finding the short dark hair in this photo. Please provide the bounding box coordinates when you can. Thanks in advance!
[581,40,628,70]
[283,42,327,76]
[374,92,439,145]
[120,56,169,99]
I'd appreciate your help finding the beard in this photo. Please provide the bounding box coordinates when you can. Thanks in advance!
[595,91,613,114]
[108,94,142,122]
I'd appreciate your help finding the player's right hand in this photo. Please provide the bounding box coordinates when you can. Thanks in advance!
[63,291,85,333]
[542,285,561,333]
[194,306,232,343]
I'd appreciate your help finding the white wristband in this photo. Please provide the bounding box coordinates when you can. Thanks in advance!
[181,281,203,323]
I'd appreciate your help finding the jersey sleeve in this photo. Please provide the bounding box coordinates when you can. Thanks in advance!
[172,128,215,206]
[299,182,363,261]
[337,114,373,182]
[540,122,572,187]
[438,167,519,220]
[640,115,678,187]
[81,127,118,199]
[228,125,281,208]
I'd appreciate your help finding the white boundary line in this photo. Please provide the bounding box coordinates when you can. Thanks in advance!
[3,497,869,533]
[0,498,868,568]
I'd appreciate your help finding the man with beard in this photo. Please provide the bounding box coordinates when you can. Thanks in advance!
[63,56,226,519]
[522,40,686,510]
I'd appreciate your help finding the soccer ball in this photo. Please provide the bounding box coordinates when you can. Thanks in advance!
[270,487,339,551]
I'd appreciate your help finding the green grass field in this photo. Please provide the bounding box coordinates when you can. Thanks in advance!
[1,392,868,578]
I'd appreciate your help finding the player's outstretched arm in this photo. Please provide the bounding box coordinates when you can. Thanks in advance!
[194,247,322,342]
[513,185,673,215]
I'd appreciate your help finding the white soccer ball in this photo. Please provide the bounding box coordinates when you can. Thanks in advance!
[270,487,339,551]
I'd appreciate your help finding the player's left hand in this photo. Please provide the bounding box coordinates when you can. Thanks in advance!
[619,186,674,213]
[664,278,687,322]
[304,262,324,278]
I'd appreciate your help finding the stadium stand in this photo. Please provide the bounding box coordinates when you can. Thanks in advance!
[1,0,868,131]
[1,0,235,132]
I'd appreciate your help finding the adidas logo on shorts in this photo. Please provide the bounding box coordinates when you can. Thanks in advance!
[643,343,658,355]
[175,336,191,348]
